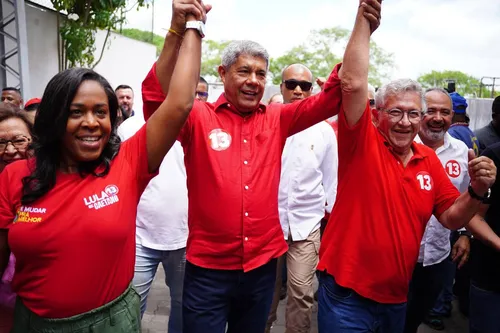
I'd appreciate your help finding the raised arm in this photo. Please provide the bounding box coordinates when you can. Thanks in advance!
[157,0,207,94]
[145,14,203,172]
[339,0,381,127]
[143,0,210,121]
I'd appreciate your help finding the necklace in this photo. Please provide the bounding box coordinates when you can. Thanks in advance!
[450,122,468,127]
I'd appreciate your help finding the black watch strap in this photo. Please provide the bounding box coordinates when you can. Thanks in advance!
[458,230,472,238]
[468,184,490,202]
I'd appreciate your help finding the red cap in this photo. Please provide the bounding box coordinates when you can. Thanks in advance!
[25,98,41,108]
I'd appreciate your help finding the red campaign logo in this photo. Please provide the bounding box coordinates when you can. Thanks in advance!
[416,171,433,191]
[445,160,461,178]
[208,129,232,151]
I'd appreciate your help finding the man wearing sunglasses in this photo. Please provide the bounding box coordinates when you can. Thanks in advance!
[142,1,382,332]
[265,64,337,333]
[317,1,496,332]
[196,76,209,102]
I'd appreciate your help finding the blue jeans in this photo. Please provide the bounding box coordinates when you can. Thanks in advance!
[182,259,277,333]
[469,282,500,333]
[318,272,407,333]
[132,244,186,333]
[429,257,456,316]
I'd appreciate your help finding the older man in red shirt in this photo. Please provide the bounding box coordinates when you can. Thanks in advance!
[316,1,497,332]
[142,1,382,333]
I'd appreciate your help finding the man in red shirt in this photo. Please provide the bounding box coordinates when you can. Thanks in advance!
[316,3,497,333]
[142,2,382,333]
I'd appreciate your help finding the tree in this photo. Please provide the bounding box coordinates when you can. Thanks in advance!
[51,0,149,70]
[120,28,164,55]
[416,70,499,97]
[269,27,394,86]
[201,40,231,78]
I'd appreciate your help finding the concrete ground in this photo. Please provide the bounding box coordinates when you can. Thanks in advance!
[141,265,468,333]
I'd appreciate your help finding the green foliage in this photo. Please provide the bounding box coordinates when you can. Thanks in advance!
[417,70,485,96]
[51,0,148,68]
[120,28,164,55]
[269,27,394,86]
[201,40,231,77]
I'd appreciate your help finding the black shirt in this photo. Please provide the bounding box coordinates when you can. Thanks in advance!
[475,121,500,154]
[470,142,500,292]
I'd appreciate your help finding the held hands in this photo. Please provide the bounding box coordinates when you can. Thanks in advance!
[359,0,382,34]
[468,149,497,197]
[451,235,470,269]
[171,0,212,33]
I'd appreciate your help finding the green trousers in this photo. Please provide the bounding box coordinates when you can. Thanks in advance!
[11,285,141,333]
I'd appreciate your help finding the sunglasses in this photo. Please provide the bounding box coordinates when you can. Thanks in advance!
[196,91,208,97]
[283,79,313,91]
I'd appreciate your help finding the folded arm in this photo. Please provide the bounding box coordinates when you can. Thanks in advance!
[466,205,500,251]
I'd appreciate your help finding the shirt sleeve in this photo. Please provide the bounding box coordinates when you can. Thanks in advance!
[142,63,165,122]
[432,153,461,219]
[337,97,374,161]
[320,123,338,214]
[141,62,194,144]
[279,63,343,141]
[119,124,158,193]
[0,167,18,229]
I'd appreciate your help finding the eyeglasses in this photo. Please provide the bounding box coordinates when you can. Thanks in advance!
[196,91,208,97]
[283,79,313,91]
[380,108,423,123]
[0,136,31,152]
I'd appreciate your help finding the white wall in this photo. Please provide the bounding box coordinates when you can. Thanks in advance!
[93,31,156,119]
[26,2,59,98]
[1,2,157,117]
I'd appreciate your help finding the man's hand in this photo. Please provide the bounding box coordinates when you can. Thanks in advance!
[452,235,471,269]
[170,0,212,33]
[468,149,497,196]
[359,0,382,34]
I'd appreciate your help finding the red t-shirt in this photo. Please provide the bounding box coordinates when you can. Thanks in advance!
[142,63,343,272]
[317,103,460,304]
[0,125,155,318]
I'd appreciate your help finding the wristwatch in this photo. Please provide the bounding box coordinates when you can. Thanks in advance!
[468,184,491,202]
[457,230,473,238]
[185,21,206,38]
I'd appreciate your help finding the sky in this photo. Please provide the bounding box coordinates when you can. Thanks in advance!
[124,0,500,85]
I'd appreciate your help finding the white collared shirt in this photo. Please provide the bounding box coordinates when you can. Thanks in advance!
[279,121,338,241]
[118,116,188,250]
[416,133,470,266]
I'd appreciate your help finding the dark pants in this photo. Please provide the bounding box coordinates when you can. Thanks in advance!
[404,260,449,333]
[11,284,140,333]
[318,272,406,333]
[469,282,500,333]
[182,259,277,333]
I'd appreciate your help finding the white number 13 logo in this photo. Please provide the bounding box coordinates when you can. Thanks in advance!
[416,173,433,191]
[208,129,232,151]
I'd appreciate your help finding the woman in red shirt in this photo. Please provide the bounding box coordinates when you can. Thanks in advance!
[0,104,33,333]
[0,8,203,332]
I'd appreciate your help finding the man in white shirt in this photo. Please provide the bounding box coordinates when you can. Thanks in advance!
[266,64,338,333]
[118,115,188,333]
[404,88,471,333]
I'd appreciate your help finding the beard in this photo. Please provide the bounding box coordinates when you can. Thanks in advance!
[421,126,445,142]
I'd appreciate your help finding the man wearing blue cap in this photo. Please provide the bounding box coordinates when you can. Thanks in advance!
[448,92,480,156]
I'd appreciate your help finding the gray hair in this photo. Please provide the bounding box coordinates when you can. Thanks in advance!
[375,78,426,112]
[221,40,269,70]
[424,87,453,109]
